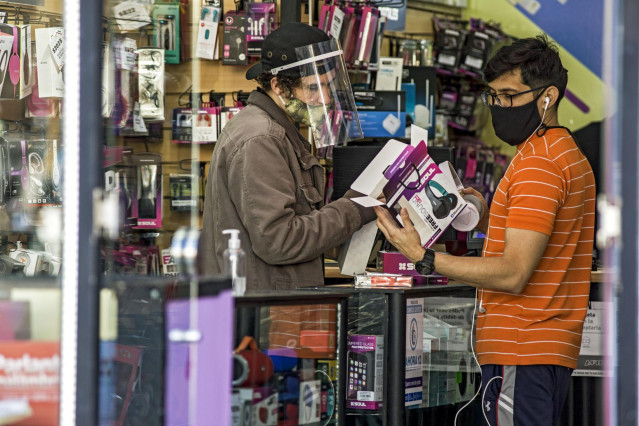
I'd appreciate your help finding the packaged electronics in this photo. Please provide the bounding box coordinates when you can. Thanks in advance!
[339,127,474,275]
[246,2,276,57]
[196,4,222,60]
[126,153,162,229]
[346,335,384,409]
[34,27,64,98]
[222,11,248,65]
[352,90,406,138]
[169,174,197,211]
[7,139,62,206]
[153,2,180,63]
[0,24,34,99]
[137,48,165,119]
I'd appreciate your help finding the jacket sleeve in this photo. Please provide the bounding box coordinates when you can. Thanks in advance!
[227,134,365,265]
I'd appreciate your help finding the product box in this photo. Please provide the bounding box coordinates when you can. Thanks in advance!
[376,251,448,284]
[405,298,423,406]
[137,48,165,119]
[346,335,384,410]
[375,57,403,90]
[0,24,34,99]
[24,140,62,206]
[127,153,162,229]
[222,11,248,65]
[338,126,470,275]
[402,66,437,139]
[153,3,180,64]
[298,380,321,424]
[171,107,220,143]
[246,2,276,56]
[196,5,221,60]
[352,90,406,138]
[169,173,197,211]
[231,387,278,426]
[7,140,27,202]
[35,27,64,98]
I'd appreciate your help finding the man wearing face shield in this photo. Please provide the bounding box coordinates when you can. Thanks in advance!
[373,35,595,425]
[198,23,375,291]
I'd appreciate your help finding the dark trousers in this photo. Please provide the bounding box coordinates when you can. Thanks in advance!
[480,364,573,426]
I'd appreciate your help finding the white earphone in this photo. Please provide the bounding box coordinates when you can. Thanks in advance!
[544,96,550,109]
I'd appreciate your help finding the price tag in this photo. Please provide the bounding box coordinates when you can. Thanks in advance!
[121,38,137,70]
[133,102,147,133]
[330,8,345,39]
[48,29,65,71]
[113,1,152,31]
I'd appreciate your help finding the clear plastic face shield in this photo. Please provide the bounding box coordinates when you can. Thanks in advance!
[270,38,363,150]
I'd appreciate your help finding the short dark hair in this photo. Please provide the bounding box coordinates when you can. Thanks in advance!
[484,34,568,105]
[255,73,302,99]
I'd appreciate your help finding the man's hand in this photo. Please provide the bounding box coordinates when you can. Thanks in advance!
[462,187,489,233]
[374,206,425,263]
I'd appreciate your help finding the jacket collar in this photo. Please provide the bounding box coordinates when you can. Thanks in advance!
[248,89,309,157]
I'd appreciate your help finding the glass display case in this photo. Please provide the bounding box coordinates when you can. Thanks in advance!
[233,291,350,426]
[0,1,65,425]
[311,284,479,426]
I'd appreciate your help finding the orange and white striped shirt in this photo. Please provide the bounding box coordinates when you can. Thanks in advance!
[476,127,596,369]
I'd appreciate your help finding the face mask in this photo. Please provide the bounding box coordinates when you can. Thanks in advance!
[490,96,543,146]
[281,97,326,127]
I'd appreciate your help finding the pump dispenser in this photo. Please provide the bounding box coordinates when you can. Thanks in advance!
[222,229,246,296]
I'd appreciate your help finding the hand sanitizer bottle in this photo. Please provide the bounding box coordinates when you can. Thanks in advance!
[222,229,246,296]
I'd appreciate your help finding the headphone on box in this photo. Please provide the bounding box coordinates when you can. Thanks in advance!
[425,180,458,219]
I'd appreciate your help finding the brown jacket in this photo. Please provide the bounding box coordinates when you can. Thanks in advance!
[198,89,373,291]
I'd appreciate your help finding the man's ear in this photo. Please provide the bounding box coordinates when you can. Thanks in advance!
[270,76,282,96]
[546,86,560,109]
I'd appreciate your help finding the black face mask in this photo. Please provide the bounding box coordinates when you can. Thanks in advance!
[490,96,543,146]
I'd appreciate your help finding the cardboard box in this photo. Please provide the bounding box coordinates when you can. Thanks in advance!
[222,11,248,65]
[298,380,321,424]
[339,127,470,275]
[35,28,64,98]
[0,24,33,99]
[346,335,384,410]
[153,3,180,64]
[353,90,406,138]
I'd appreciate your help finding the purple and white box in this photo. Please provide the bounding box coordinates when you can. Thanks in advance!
[346,335,384,410]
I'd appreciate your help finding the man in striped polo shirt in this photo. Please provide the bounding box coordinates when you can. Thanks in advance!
[374,34,595,426]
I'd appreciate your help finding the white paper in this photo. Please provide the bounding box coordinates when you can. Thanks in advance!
[410,124,429,147]
[47,29,64,70]
[133,102,147,132]
[351,196,384,208]
[121,38,137,70]
[114,2,152,31]
[330,8,345,38]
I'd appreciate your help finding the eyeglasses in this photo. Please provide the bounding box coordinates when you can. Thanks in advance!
[480,85,548,107]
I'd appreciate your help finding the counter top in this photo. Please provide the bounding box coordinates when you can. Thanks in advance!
[325,265,606,283]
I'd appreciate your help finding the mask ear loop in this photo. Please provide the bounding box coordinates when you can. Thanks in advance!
[521,92,550,147]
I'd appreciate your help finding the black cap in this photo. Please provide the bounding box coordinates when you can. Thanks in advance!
[245,22,330,80]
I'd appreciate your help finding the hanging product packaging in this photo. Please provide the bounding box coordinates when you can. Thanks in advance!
[152,2,180,63]
[0,24,34,99]
[171,107,220,144]
[196,4,222,60]
[246,2,276,56]
[169,174,196,212]
[353,5,379,68]
[35,27,64,98]
[113,0,152,31]
[127,152,162,229]
[137,48,165,119]
[102,42,115,118]
[222,11,247,65]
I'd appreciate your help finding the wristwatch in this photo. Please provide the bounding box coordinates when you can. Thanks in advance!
[415,248,436,275]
